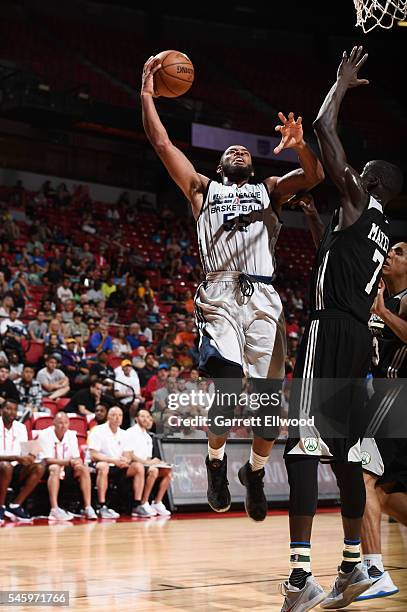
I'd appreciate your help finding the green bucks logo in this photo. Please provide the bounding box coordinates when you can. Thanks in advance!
[361,451,371,466]
[304,438,318,452]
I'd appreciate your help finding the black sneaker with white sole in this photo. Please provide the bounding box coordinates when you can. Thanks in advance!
[205,454,231,512]
[5,505,33,523]
[238,461,267,521]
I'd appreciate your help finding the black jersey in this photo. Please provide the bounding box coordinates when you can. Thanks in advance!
[310,196,389,323]
[368,288,407,378]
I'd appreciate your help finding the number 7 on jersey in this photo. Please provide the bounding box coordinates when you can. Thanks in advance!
[365,248,385,295]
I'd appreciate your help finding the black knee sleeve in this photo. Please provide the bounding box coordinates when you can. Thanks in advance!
[205,357,243,435]
[331,461,366,519]
[285,455,319,516]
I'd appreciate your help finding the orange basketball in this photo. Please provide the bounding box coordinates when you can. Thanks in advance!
[154,50,194,98]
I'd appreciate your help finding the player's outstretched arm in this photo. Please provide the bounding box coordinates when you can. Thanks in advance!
[371,281,407,344]
[264,112,324,211]
[141,56,209,219]
[313,46,369,224]
[287,192,325,248]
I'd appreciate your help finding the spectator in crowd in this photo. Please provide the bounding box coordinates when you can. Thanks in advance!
[168,364,181,380]
[61,338,89,388]
[175,319,196,349]
[113,360,143,425]
[15,365,43,416]
[57,277,74,303]
[65,379,104,416]
[89,322,113,354]
[7,352,23,382]
[38,412,97,521]
[0,308,26,336]
[124,408,171,517]
[144,364,169,405]
[86,281,104,303]
[0,257,11,283]
[138,279,154,300]
[5,283,25,317]
[112,327,132,357]
[77,242,95,264]
[45,318,64,344]
[126,323,144,350]
[286,312,300,337]
[37,356,70,400]
[137,352,158,387]
[0,399,46,523]
[0,295,14,320]
[158,345,177,368]
[88,406,143,518]
[185,368,200,392]
[160,283,177,303]
[89,403,109,430]
[101,277,117,302]
[44,333,64,363]
[0,364,20,407]
[89,349,115,382]
[27,311,47,343]
[43,261,63,286]
[67,310,89,342]
[61,299,76,325]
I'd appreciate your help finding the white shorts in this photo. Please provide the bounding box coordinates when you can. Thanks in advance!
[360,438,384,477]
[194,271,286,379]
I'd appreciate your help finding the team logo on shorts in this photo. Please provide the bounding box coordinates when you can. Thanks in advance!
[361,451,371,466]
[304,438,319,452]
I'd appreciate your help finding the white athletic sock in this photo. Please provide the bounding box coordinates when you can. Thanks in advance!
[363,554,384,573]
[208,442,226,462]
[249,449,269,472]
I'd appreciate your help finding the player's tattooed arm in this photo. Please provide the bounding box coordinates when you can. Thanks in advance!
[371,282,407,343]
[313,46,369,226]
[141,56,208,219]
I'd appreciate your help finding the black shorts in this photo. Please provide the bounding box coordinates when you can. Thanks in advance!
[375,438,407,493]
[10,463,26,489]
[285,312,372,462]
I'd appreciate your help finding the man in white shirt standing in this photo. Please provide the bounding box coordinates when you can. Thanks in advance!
[88,406,144,518]
[38,412,97,521]
[0,398,45,524]
[114,359,144,427]
[124,408,172,518]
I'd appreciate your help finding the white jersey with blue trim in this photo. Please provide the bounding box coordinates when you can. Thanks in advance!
[196,180,281,276]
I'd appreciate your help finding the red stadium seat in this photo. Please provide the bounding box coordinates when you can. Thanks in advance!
[56,398,71,412]
[67,416,88,437]
[22,341,45,365]
[41,399,59,416]
[33,415,54,430]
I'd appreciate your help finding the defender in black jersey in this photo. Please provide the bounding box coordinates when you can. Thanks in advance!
[358,242,407,601]
[280,47,404,612]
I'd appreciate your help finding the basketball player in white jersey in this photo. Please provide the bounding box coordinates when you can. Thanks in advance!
[141,55,324,520]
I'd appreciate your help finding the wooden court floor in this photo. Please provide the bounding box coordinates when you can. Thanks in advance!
[1,513,407,611]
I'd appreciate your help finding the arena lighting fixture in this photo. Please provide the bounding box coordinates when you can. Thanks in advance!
[38,83,50,91]
[397,19,407,24]
[78,91,89,100]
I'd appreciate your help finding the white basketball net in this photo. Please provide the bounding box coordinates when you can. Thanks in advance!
[354,0,407,31]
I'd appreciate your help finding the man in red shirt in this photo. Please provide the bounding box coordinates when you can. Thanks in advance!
[143,364,169,407]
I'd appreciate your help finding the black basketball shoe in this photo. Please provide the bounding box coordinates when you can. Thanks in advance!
[205,454,231,512]
[238,461,267,521]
